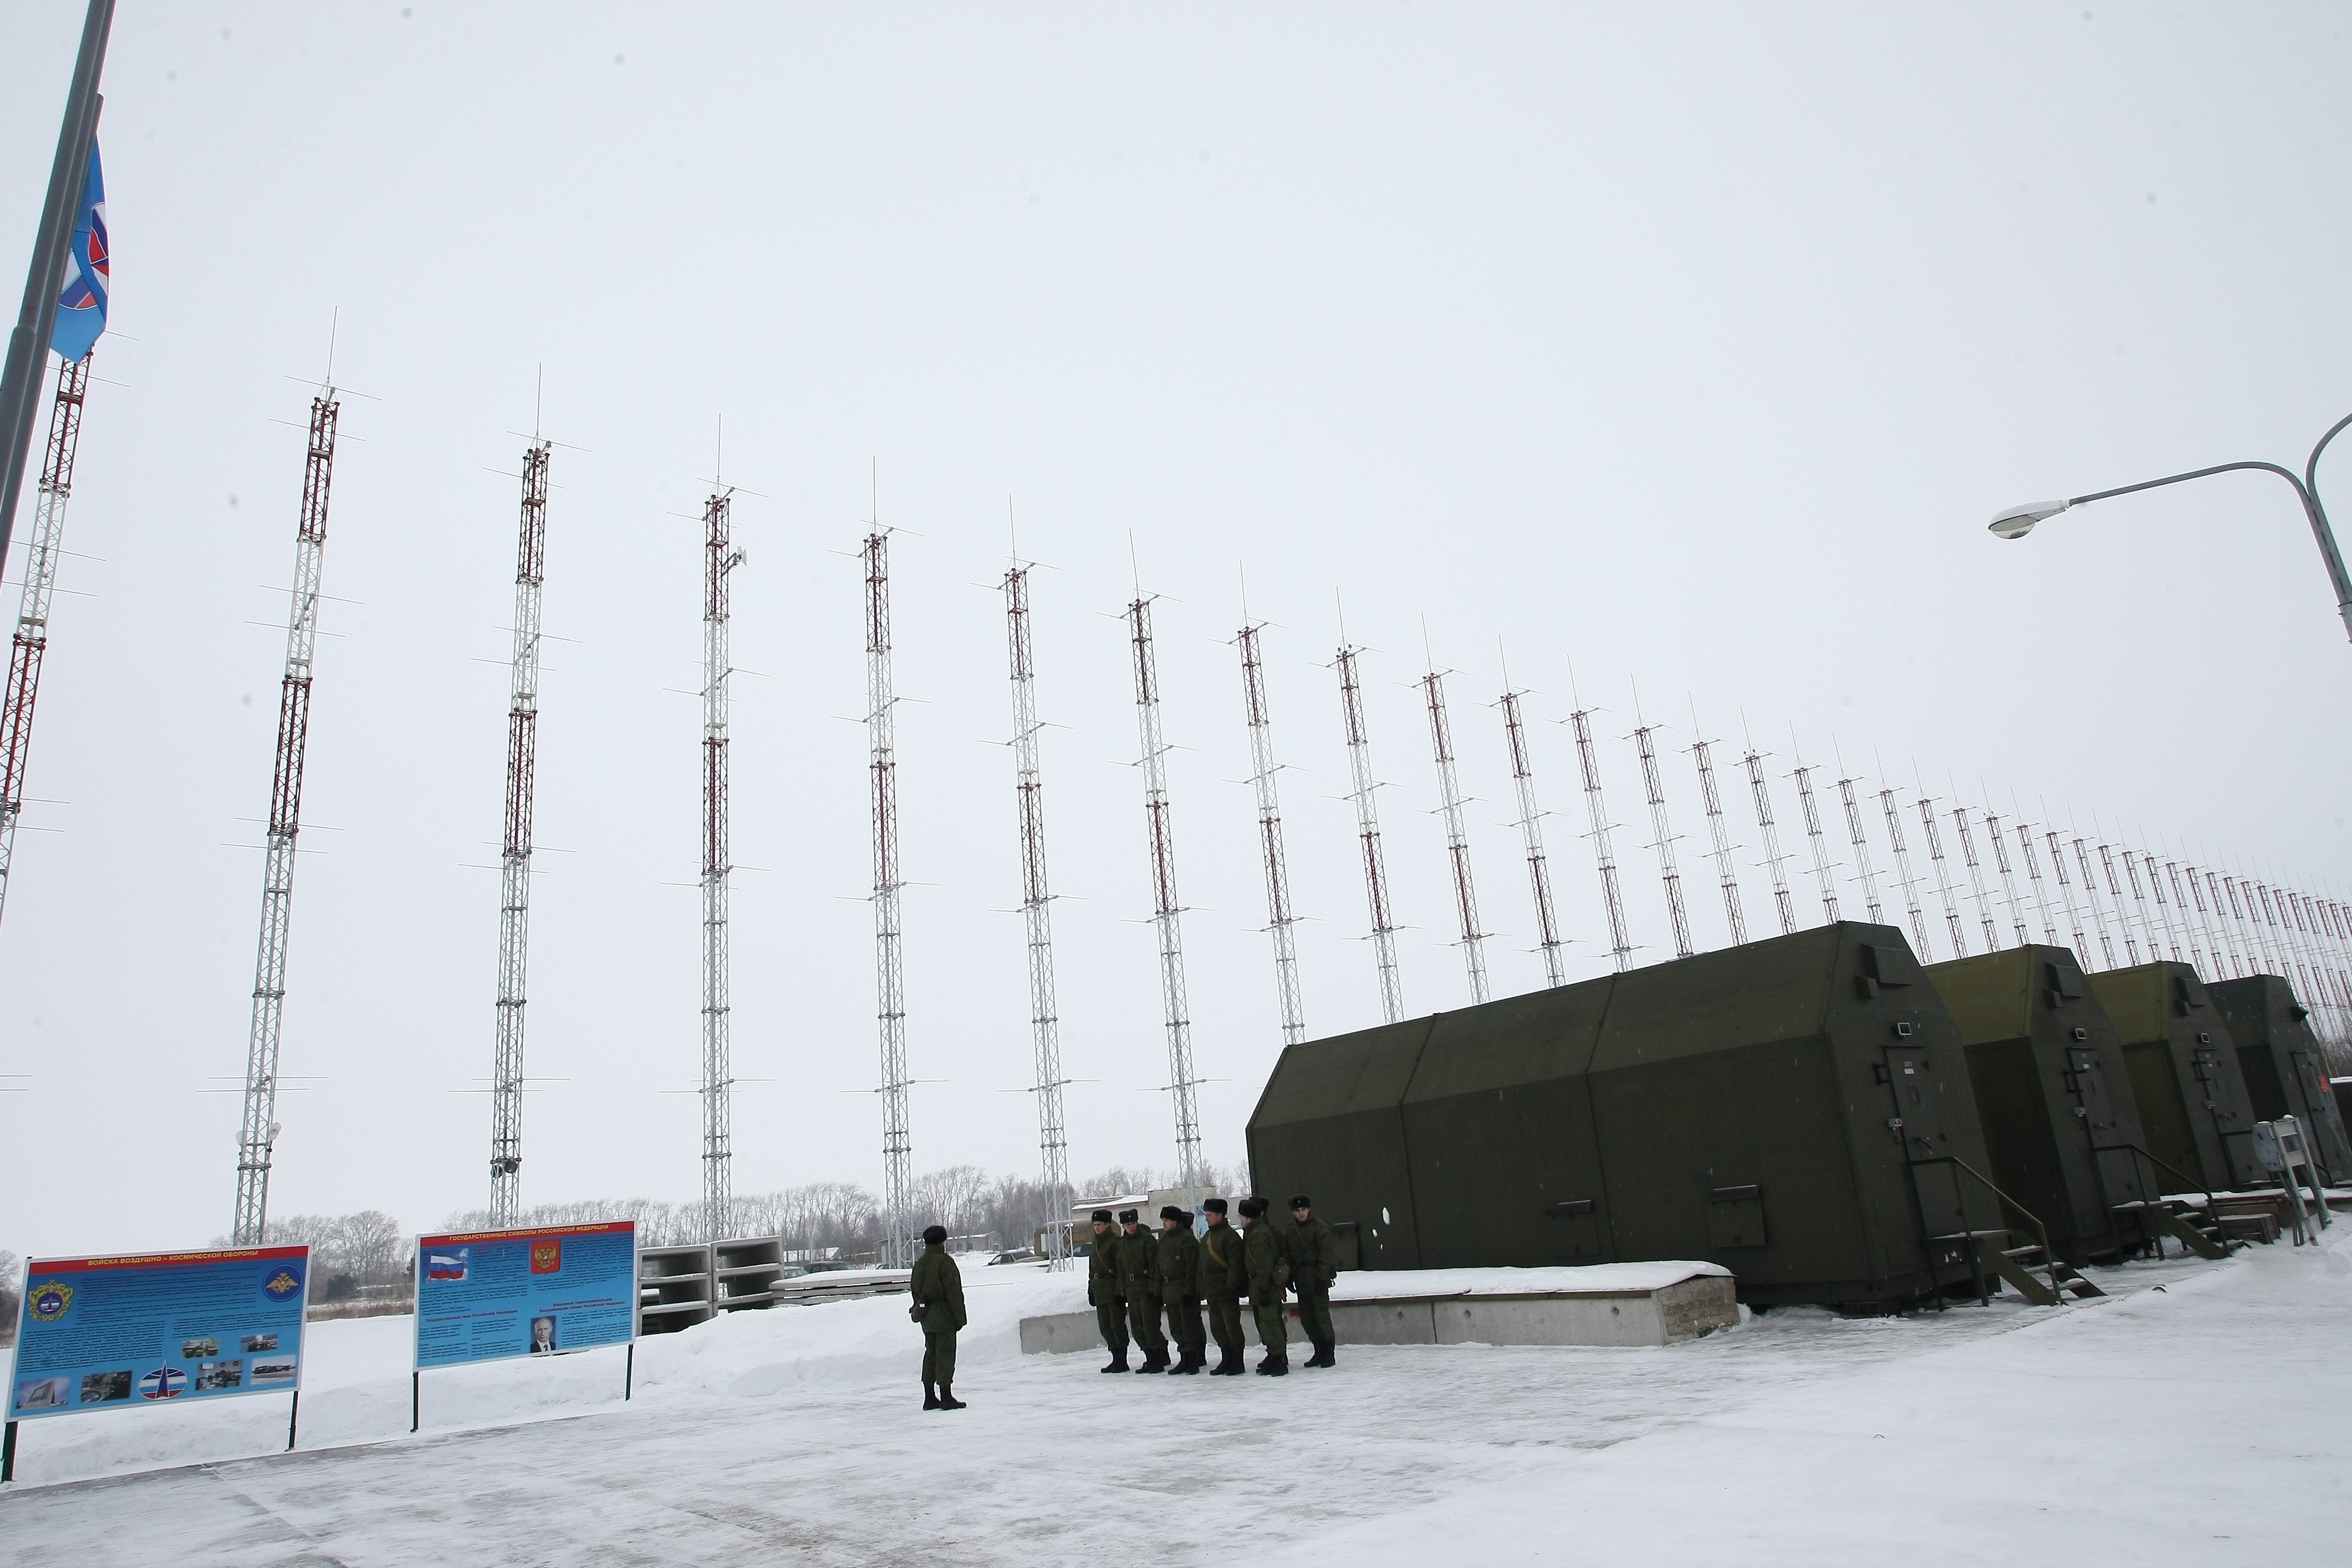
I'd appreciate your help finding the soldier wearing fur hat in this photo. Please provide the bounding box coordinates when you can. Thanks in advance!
[1085,1209,1131,1373]
[1285,1195,1341,1368]
[1197,1197,1248,1374]
[1155,1207,1206,1374]
[1237,1197,1291,1375]
[1115,1209,1170,1373]
[909,1224,967,1409]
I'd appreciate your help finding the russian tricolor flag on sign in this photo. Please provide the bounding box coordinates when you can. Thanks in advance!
[426,1249,469,1281]
[50,140,108,364]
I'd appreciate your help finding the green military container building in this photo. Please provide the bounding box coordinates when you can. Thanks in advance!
[1247,923,2002,1312]
[2086,962,2264,1191]
[1923,946,2152,1263]
[2210,975,2352,1184]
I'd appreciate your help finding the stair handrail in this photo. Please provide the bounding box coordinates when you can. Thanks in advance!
[1908,1153,2065,1303]
[2092,1139,2219,1258]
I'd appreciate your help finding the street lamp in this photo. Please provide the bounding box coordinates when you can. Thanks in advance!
[1988,411,2352,645]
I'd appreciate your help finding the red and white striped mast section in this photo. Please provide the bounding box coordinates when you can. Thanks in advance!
[0,353,90,929]
[1497,665,1569,987]
[1420,655,1489,1004]
[488,428,550,1225]
[1127,587,1203,1187]
[866,522,913,1266]
[697,455,743,1246]
[1236,611,1307,1043]
[232,382,341,1245]
[1002,552,1070,1264]
[1334,629,1404,1020]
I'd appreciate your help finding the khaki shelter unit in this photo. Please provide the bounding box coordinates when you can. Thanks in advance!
[2210,975,2352,1184]
[1248,923,2003,1312]
[2087,962,2264,1191]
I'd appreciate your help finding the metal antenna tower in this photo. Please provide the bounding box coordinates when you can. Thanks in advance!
[1950,803,2001,952]
[0,353,89,930]
[2080,841,2126,967]
[1567,699,1633,970]
[1914,795,1965,958]
[1875,785,1932,958]
[2122,848,2168,962]
[2014,823,2060,946]
[487,434,550,1225]
[864,524,913,1267]
[1334,638,1405,1018]
[1688,731,1749,948]
[1982,808,2031,947]
[232,387,341,1245]
[1498,678,1569,987]
[2043,828,2089,960]
[1629,716,1693,959]
[1127,592,1203,1187]
[1421,661,1490,1003]
[2140,846,2184,963]
[2180,860,2227,976]
[2198,867,2242,976]
[1789,763,1841,925]
[698,478,743,1246]
[2221,874,2261,974]
[2112,846,2155,963]
[1739,742,1797,937]
[1237,615,1306,1042]
[1002,557,1070,1265]
[1834,774,1885,924]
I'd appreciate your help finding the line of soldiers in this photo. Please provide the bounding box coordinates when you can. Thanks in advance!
[1085,1194,1340,1376]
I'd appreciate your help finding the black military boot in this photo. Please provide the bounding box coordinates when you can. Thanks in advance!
[924,1382,940,1409]
[1100,1351,1131,1374]
[1210,1350,1236,1376]
[1266,1352,1289,1377]
[1178,1347,1204,1375]
[1307,1337,1336,1368]
[936,1385,966,1410]
[1138,1350,1168,1373]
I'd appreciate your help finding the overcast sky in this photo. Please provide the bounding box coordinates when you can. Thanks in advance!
[3,3,2348,1260]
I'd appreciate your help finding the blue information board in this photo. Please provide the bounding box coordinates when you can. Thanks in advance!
[413,1221,636,1370]
[10,1246,310,1422]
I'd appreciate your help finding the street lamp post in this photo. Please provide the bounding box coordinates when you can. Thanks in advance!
[1989,411,2352,647]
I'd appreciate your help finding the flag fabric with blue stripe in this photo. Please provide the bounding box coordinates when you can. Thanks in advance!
[50,142,108,364]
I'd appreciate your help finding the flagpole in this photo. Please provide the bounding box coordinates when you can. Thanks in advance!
[0,0,114,572]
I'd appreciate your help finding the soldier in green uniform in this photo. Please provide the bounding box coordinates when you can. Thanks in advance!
[1155,1206,1205,1374]
[1116,1209,1169,1373]
[1286,1195,1341,1368]
[909,1224,967,1409]
[1197,1197,1247,1375]
[1085,1207,1131,1373]
[1237,1196,1290,1376]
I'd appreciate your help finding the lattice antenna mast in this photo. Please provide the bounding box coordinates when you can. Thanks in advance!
[2043,828,2090,959]
[2167,857,2209,979]
[2079,840,2126,967]
[2198,867,2243,976]
[1950,801,2001,952]
[1913,792,1966,958]
[1982,808,2031,947]
[2221,872,2264,974]
[1739,740,1797,937]
[1688,728,1749,949]
[1497,674,1569,987]
[2135,844,2183,963]
[2014,822,2061,946]
[1421,660,1490,1003]
[1128,593,1203,1187]
[1566,694,1634,970]
[488,434,551,1225]
[2181,860,2230,976]
[1236,615,1307,1042]
[232,387,342,1245]
[1834,772,1885,924]
[1789,762,1841,924]
[1003,558,1071,1264]
[1628,711,1694,959]
[1334,636,1406,1019]
[2261,880,2314,1004]
[698,476,743,1247]
[1874,782,1932,958]
[2112,844,2157,963]
[864,524,914,1267]
[0,354,90,930]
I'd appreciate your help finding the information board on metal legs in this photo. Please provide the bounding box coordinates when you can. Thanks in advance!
[10,1247,311,1420]
[413,1221,636,1369]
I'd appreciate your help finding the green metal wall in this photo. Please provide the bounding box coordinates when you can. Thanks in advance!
[2088,962,2261,1190]
[2210,975,2352,1183]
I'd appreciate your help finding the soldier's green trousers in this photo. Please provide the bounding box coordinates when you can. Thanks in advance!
[1204,1292,1246,1357]
[1163,1293,1204,1358]
[921,1327,959,1387]
[1250,1293,1287,1355]
[1295,1283,1335,1344]
[1096,1297,1130,1358]
[1127,1292,1169,1358]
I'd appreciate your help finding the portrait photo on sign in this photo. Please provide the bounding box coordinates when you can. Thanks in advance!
[242,1333,279,1353]
[181,1337,220,1359]
[79,1370,133,1403]
[195,1360,243,1391]
[528,1315,558,1354]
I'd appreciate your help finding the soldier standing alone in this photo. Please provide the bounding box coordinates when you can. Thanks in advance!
[1155,1206,1205,1374]
[1285,1195,1341,1368]
[1198,1197,1247,1376]
[1238,1197,1290,1376]
[1116,1208,1170,1373]
[909,1224,967,1409]
[1086,1208,1130,1373]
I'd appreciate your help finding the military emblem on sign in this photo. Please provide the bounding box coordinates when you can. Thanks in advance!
[138,1366,188,1400]
[28,1281,73,1322]
[531,1239,561,1274]
[263,1266,304,1301]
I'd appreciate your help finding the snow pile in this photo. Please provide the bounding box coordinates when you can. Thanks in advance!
[1330,1261,1728,1299]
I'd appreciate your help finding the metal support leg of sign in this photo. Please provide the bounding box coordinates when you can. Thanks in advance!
[2,1417,17,1482]
[625,1342,634,1401]
[411,1370,420,1434]
[286,1390,299,1452]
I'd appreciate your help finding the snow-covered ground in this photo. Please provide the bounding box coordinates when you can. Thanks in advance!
[3,1231,2345,1564]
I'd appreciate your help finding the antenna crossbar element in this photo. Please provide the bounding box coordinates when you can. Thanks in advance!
[1914,797,1967,959]
[1952,804,2002,952]
[1689,737,1748,948]
[867,531,913,1267]
[1004,564,1071,1267]
[700,490,744,1245]
[1422,668,1489,1003]
[1739,750,1798,937]
[1569,707,1634,970]
[1129,596,1202,1188]
[1500,689,1569,985]
[1789,765,1841,925]
[1630,723,1693,958]
[232,390,341,1246]
[0,353,89,932]
[1238,622,1307,1042]
[1835,777,1885,925]
[1336,644,1405,1018]
[488,439,550,1225]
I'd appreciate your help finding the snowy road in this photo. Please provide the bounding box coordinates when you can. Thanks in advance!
[3,1233,2344,1565]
